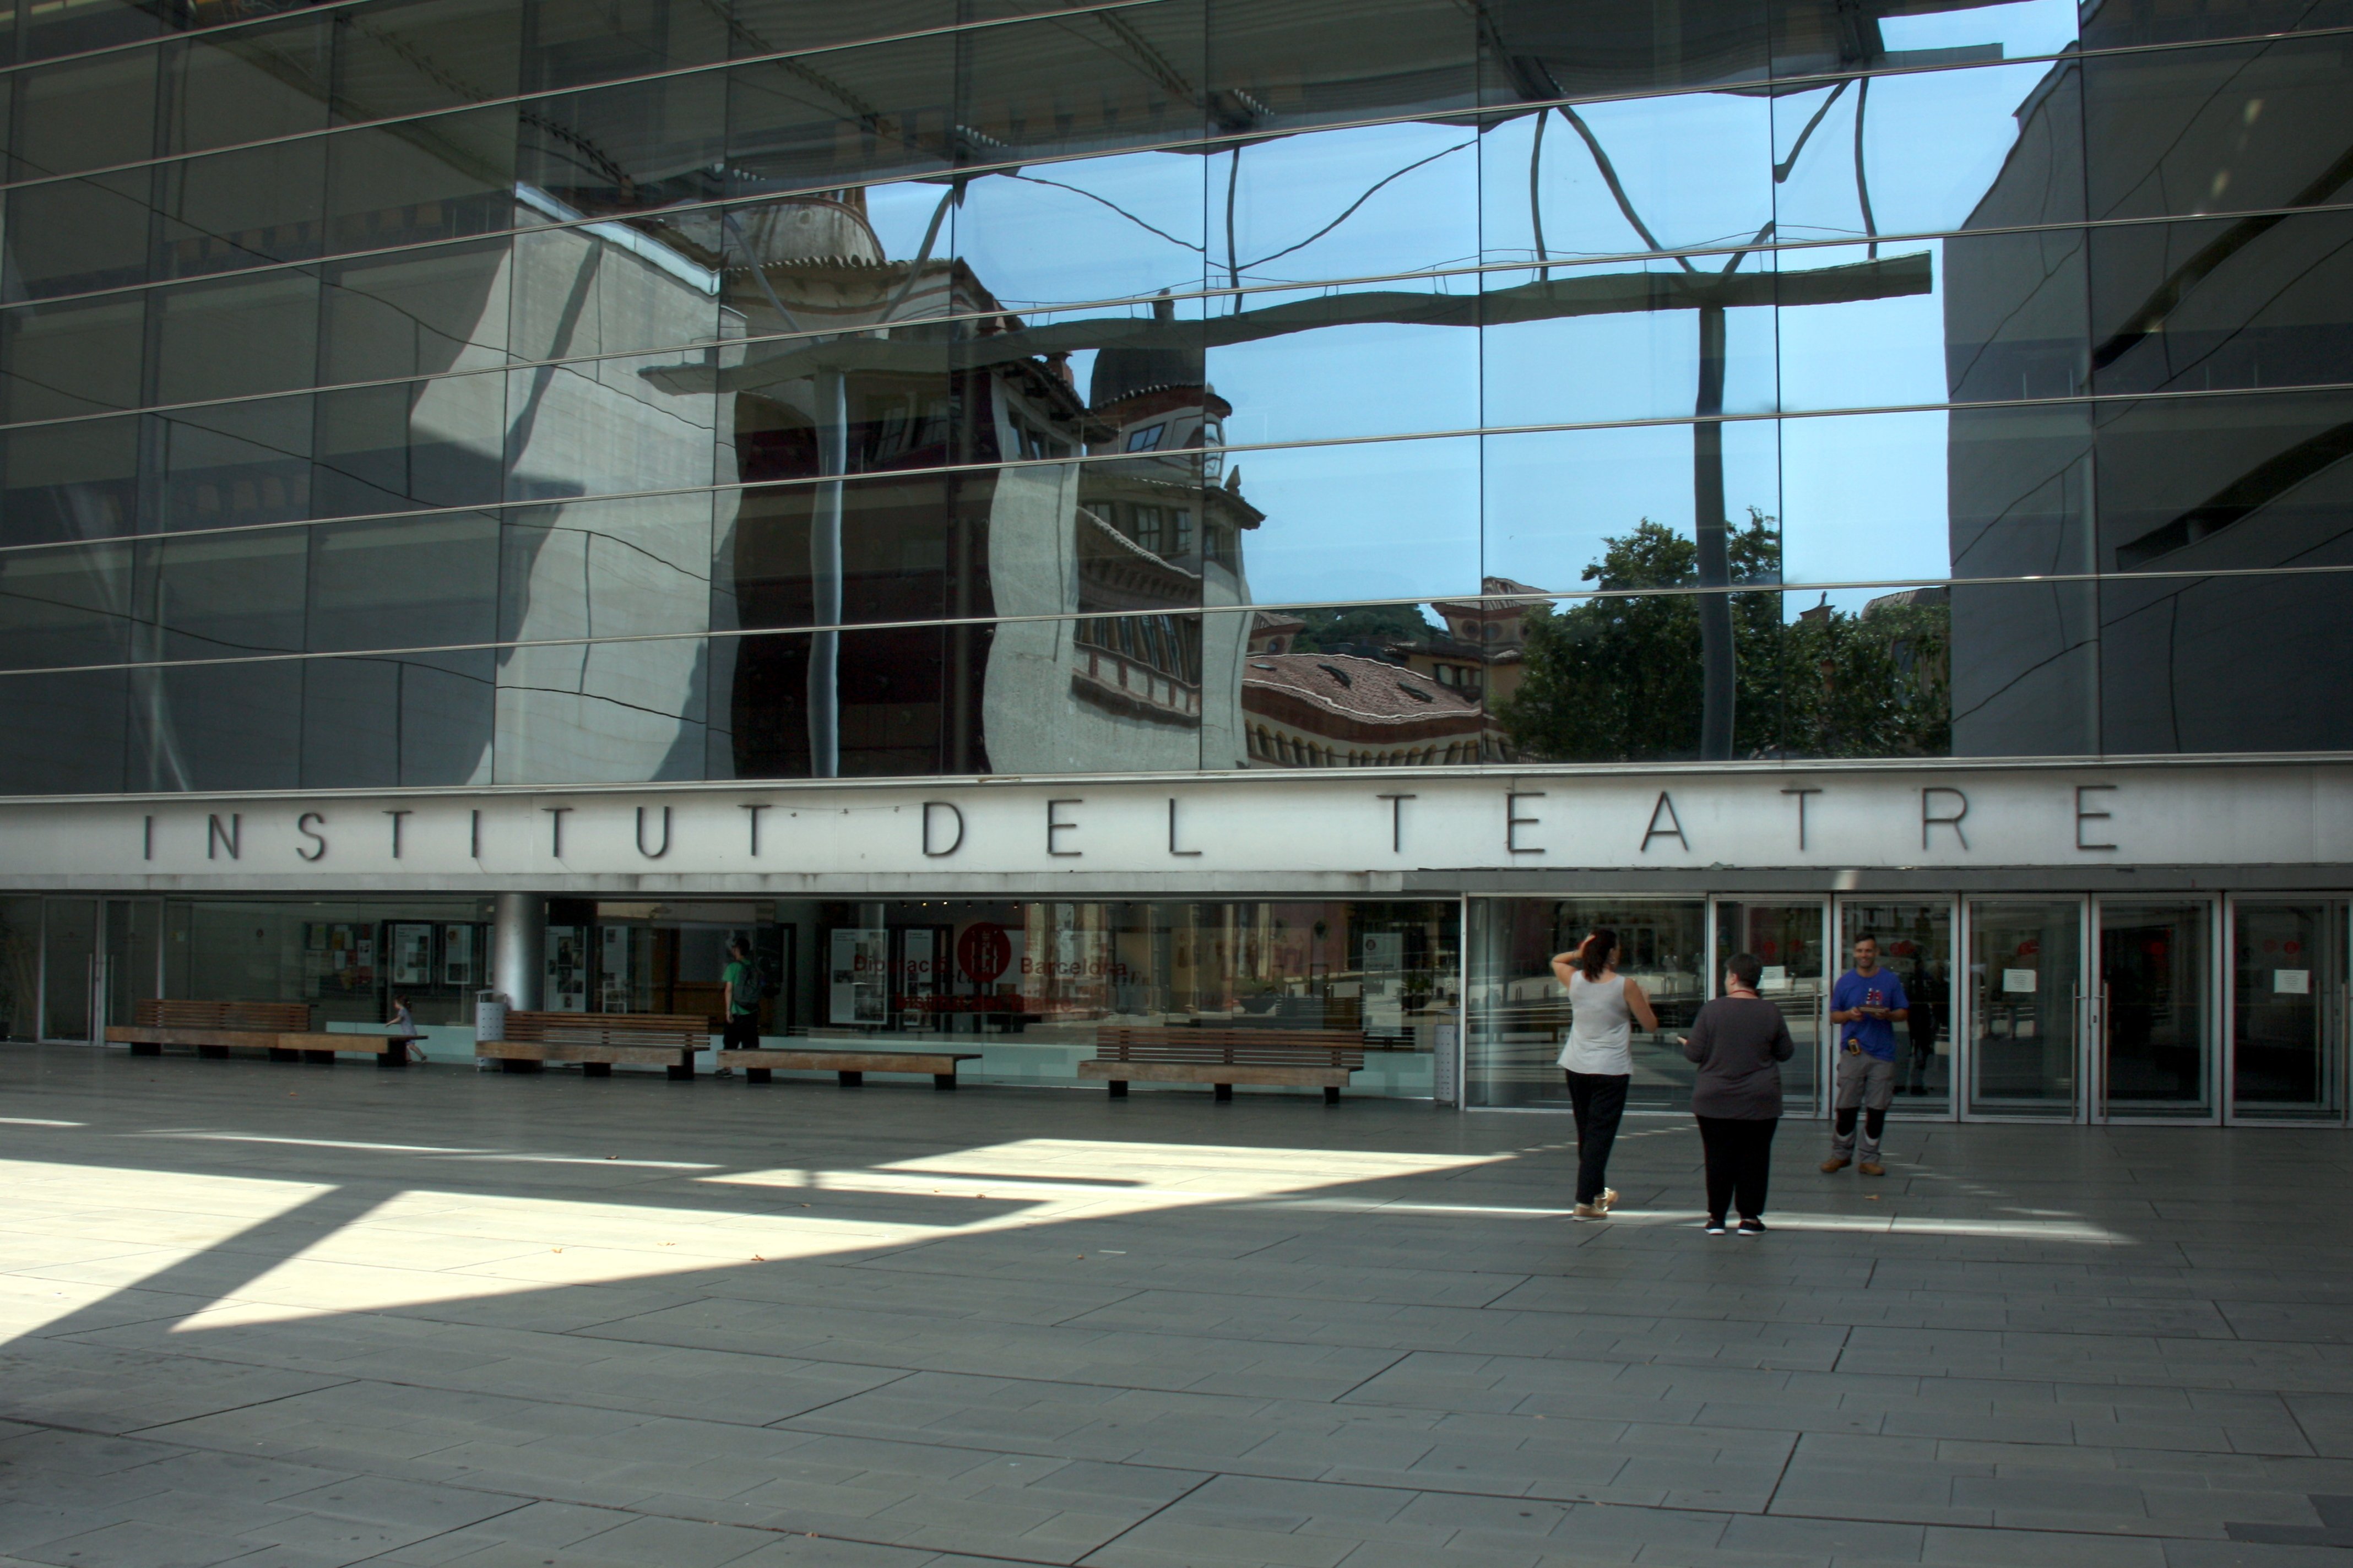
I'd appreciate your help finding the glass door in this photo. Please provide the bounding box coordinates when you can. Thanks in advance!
[39,898,161,1044]
[1835,899,1955,1116]
[2097,899,2216,1121]
[2228,899,2347,1124]
[1712,899,1828,1115]
[1965,900,2086,1119]
[41,898,96,1042]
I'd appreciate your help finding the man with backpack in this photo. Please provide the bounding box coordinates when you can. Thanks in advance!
[717,937,762,1069]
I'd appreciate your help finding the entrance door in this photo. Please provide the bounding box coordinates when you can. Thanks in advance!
[1713,899,1828,1115]
[1835,899,1955,1116]
[1965,900,2087,1119]
[40,898,161,1044]
[2228,898,2347,1124]
[2097,899,2216,1121]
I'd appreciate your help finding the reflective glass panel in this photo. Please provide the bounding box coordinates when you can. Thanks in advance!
[0,296,145,423]
[2100,571,2353,755]
[1774,61,2088,243]
[1467,897,1709,1111]
[1967,899,2083,1118]
[163,16,335,159]
[2100,898,2213,1117]
[0,668,125,793]
[1482,421,1780,601]
[1837,898,1953,1113]
[2231,899,2347,1120]
[0,539,132,670]
[1483,0,1769,100]
[1481,254,1776,430]
[2085,34,2353,224]
[0,416,138,546]
[302,649,496,788]
[2093,390,2353,574]
[1230,434,1478,607]
[1481,88,1771,265]
[954,153,1206,316]
[1714,899,1825,1114]
[2091,211,2353,399]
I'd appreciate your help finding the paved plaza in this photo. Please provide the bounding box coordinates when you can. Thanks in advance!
[1,1049,2349,1568]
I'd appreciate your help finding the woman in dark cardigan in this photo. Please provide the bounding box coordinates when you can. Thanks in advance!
[1681,952,1796,1236]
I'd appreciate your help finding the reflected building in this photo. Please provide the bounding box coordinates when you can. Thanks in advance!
[0,0,2345,1131]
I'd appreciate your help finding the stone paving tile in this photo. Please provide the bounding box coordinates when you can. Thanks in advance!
[8,1050,2353,1568]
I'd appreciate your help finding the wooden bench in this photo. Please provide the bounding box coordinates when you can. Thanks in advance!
[1080,1026,1367,1104]
[723,1046,983,1090]
[475,1012,709,1079]
[104,1000,409,1067]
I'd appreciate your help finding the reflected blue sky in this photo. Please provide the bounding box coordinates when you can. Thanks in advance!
[829,37,2087,613]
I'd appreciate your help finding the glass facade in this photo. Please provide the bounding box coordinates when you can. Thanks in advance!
[0,0,2341,788]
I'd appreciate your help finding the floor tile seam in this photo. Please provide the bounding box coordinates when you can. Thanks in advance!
[759,1419,1795,1507]
[1064,1468,1221,1566]
[35,1334,926,1432]
[1,1414,1068,1568]
[558,1325,1398,1404]
[1754,1499,2267,1543]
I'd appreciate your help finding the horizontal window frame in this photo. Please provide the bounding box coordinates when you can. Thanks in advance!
[3,202,2351,436]
[0,563,2344,681]
[4,377,2347,558]
[0,20,2344,290]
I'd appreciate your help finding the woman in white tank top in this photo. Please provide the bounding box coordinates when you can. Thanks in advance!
[1550,930,1659,1219]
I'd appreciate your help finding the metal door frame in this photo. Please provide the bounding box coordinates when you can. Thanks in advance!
[2090,893,2224,1127]
[2221,892,2351,1128]
[1831,893,1961,1124]
[36,895,165,1046]
[1955,895,2092,1124]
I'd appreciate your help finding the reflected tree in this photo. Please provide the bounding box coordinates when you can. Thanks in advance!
[1499,516,1948,761]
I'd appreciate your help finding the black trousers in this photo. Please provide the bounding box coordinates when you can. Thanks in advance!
[1564,1071,1630,1205]
[1695,1115,1779,1222]
[722,1014,760,1050]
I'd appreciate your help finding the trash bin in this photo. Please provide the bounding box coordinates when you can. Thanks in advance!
[473,990,508,1068]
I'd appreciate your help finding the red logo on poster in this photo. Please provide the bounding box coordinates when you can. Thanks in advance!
[957,923,1011,984]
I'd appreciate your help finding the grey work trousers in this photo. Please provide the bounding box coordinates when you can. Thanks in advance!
[1831,1051,1896,1160]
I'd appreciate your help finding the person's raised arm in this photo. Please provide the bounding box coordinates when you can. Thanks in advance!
[1623,976,1659,1033]
[1549,951,1579,989]
[1681,1005,1712,1064]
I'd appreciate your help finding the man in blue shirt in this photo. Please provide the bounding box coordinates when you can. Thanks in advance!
[1823,935,1909,1176]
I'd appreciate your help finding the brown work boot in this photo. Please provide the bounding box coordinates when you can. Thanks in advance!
[1571,1203,1606,1221]
[1820,1157,1850,1174]
[1858,1160,1886,1176]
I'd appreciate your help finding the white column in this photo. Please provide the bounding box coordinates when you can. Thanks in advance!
[491,893,546,1011]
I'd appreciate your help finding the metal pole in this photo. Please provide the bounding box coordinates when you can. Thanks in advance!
[492,892,546,1011]
[809,365,847,777]
[1693,303,1735,761]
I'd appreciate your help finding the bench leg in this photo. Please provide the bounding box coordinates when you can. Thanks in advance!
[1107,1079,1127,1098]
[667,1062,693,1081]
[197,1045,228,1060]
[1324,1086,1341,1105]
[130,1041,162,1057]
[500,1057,540,1073]
[303,1051,336,1066]
[378,1048,407,1070]
[745,1067,771,1084]
[1214,1083,1233,1102]
[269,1048,300,1063]
[582,1061,612,1078]
[838,1070,864,1088]
[934,1073,956,1091]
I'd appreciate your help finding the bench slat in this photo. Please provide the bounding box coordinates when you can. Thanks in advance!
[728,1049,981,1073]
[1078,1061,1351,1087]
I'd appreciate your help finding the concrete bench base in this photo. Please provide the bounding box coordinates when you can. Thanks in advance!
[108,1027,406,1067]
[1077,1059,1352,1103]
[723,1047,982,1089]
